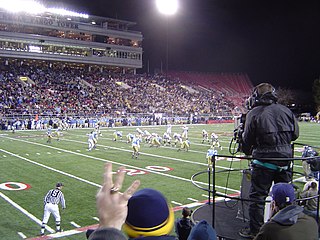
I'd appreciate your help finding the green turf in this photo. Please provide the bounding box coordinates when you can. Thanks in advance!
[0,122,319,239]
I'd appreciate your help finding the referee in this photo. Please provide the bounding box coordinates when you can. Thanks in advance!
[40,182,66,236]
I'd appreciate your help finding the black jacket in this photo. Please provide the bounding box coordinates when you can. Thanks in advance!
[242,100,299,166]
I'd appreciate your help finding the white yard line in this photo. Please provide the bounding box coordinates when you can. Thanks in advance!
[0,191,55,233]
[70,221,81,228]
[17,232,27,239]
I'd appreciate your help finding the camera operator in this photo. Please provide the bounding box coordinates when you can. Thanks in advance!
[238,83,299,239]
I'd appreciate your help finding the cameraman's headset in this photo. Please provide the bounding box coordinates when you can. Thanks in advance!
[247,83,276,109]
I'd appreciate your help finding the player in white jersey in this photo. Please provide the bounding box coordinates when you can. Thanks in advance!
[131,135,142,159]
[181,125,189,139]
[163,132,172,146]
[211,132,222,150]
[173,133,183,147]
[87,131,95,151]
[92,131,98,149]
[95,122,102,136]
[166,124,172,135]
[47,127,53,143]
[40,182,66,236]
[143,130,152,143]
[202,129,210,144]
[206,148,218,169]
[136,128,144,137]
[55,127,62,141]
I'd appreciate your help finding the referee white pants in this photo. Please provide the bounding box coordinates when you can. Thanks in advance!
[42,203,61,223]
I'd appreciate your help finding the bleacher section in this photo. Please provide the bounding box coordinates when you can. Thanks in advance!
[168,71,253,106]
[0,60,253,117]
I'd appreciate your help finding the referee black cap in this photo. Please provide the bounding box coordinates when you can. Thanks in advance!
[56,182,64,188]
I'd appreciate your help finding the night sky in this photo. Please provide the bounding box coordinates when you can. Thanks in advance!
[45,0,320,93]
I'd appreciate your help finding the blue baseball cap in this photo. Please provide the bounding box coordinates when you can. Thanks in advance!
[271,183,295,205]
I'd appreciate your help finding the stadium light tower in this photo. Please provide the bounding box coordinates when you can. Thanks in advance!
[156,0,178,79]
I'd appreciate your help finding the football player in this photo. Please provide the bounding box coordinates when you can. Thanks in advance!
[132,135,142,159]
[87,131,95,151]
[113,131,123,141]
[202,129,210,144]
[178,139,191,152]
[211,132,222,150]
[181,125,189,139]
[163,132,172,146]
[47,127,53,143]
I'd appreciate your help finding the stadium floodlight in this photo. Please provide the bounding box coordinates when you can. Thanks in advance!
[156,0,178,15]
[0,0,46,14]
[0,0,89,18]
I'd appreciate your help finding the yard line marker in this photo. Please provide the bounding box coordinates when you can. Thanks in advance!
[70,221,81,228]
[76,150,81,152]
[92,217,99,221]
[36,153,40,155]
[171,201,183,206]
[18,232,27,239]
[187,198,198,202]
[3,155,6,157]
[26,153,29,156]
[47,152,51,154]
[0,191,55,233]
[57,151,61,153]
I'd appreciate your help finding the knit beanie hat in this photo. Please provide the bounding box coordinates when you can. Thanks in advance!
[123,188,174,238]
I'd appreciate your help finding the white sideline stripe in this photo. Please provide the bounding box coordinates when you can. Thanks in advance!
[17,232,27,239]
[92,217,99,221]
[171,201,183,206]
[0,191,55,233]
[0,136,240,193]
[70,221,81,228]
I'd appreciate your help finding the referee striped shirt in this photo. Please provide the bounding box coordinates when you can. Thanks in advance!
[44,189,66,208]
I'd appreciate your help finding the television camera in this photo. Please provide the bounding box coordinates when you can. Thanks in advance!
[229,113,247,154]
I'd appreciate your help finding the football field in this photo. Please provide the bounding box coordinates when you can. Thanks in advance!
[0,122,319,239]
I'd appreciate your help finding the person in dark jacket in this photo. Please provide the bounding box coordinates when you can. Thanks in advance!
[175,207,195,240]
[254,183,318,240]
[239,83,299,239]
